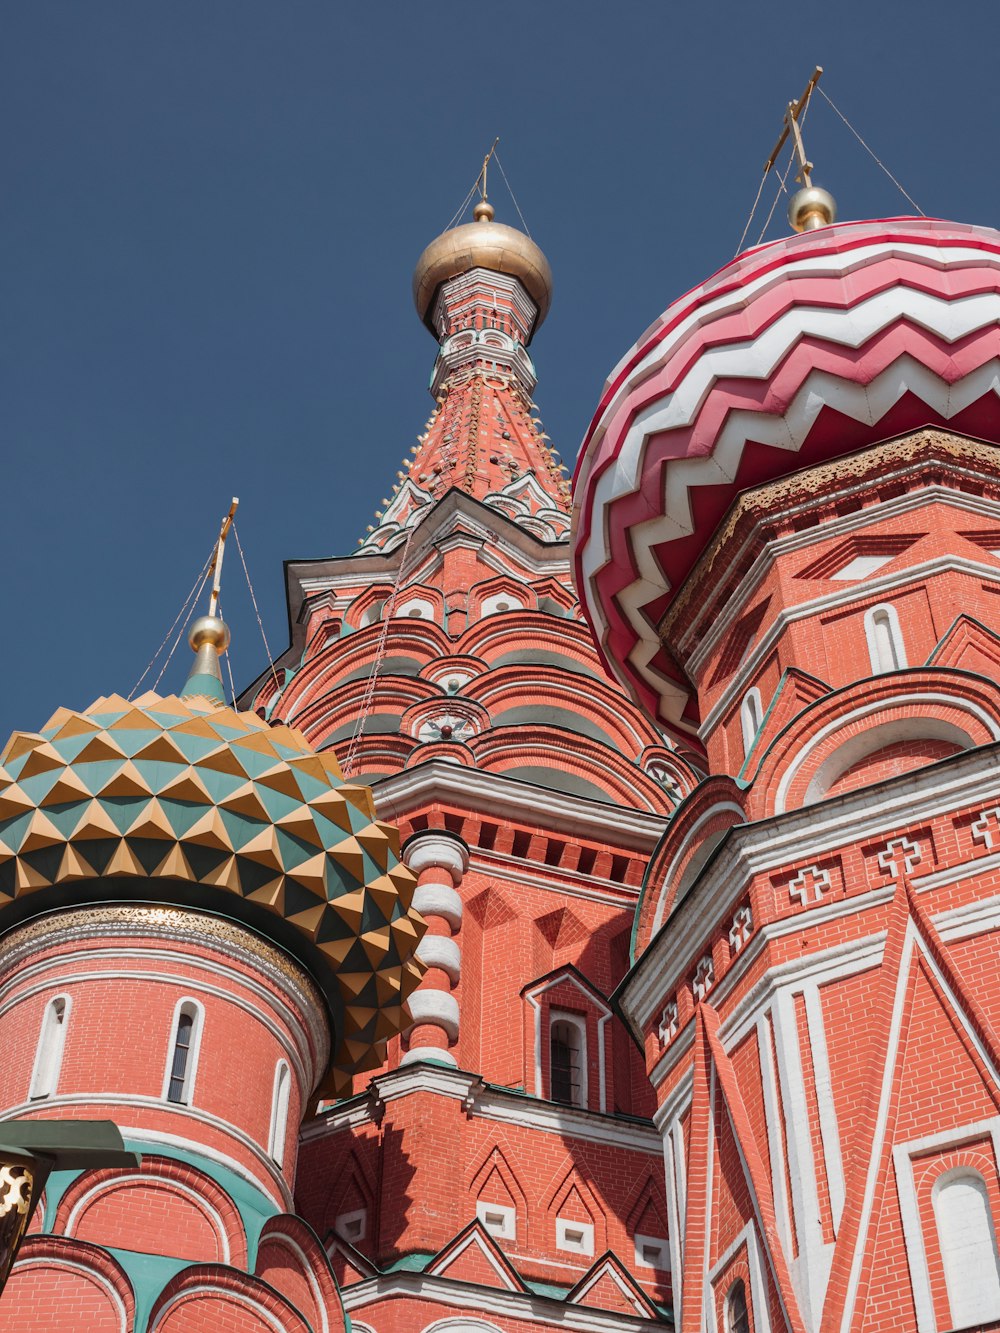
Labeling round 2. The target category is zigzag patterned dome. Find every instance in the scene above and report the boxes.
[0,688,424,1094]
[572,217,1000,733]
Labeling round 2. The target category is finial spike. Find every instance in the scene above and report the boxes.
[182,499,238,702]
[762,65,836,233]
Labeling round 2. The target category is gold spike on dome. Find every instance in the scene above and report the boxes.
[761,65,838,235]
[0,689,425,1095]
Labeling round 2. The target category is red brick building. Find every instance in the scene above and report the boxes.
[1,192,999,1333]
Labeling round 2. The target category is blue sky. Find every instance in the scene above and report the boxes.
[3,1,998,737]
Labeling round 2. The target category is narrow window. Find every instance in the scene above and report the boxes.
[29,996,69,1100]
[550,1015,585,1108]
[269,1061,292,1166]
[865,604,906,674]
[165,1000,202,1105]
[933,1170,1000,1326]
[740,688,763,757]
[725,1279,750,1333]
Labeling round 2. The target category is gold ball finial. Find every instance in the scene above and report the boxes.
[788,186,837,233]
[188,615,231,653]
[473,199,495,222]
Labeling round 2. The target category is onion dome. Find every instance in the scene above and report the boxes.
[572,217,1000,735]
[413,200,553,337]
[0,680,424,1096]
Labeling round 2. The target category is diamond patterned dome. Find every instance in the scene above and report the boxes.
[0,689,424,1094]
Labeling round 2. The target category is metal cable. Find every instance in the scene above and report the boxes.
[817,85,925,215]
[755,141,798,246]
[151,560,215,693]
[493,150,532,237]
[218,600,238,706]
[130,550,214,699]
[735,165,770,256]
[232,521,282,698]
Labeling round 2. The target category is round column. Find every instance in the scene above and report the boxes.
[401,830,469,1067]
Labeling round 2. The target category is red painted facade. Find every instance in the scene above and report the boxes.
[2,202,1000,1333]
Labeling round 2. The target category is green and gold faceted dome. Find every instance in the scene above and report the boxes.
[0,683,424,1096]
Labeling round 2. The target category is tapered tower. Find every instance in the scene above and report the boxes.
[240,196,691,1329]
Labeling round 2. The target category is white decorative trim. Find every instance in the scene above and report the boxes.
[412,884,463,929]
[405,835,469,882]
[405,989,459,1041]
[788,866,831,907]
[476,1199,516,1242]
[772,989,830,1325]
[0,1099,291,1209]
[634,1232,670,1271]
[149,1286,287,1332]
[161,996,204,1107]
[776,694,1000,814]
[877,835,923,881]
[28,993,71,1102]
[64,1172,232,1263]
[374,760,668,854]
[302,1063,661,1154]
[707,1222,772,1333]
[757,1013,793,1257]
[693,956,715,1003]
[971,807,1000,850]
[415,935,461,983]
[556,1216,594,1257]
[893,1116,1000,1333]
[9,1254,128,1331]
[803,985,845,1229]
[728,906,753,955]
[657,1001,678,1047]
[626,742,1000,1030]
[399,1047,458,1067]
[524,973,610,1113]
[267,1060,292,1168]
[864,602,908,674]
[0,953,323,1093]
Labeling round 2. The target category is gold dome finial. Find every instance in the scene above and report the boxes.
[759,66,837,238]
[788,185,837,231]
[412,142,552,336]
[182,498,238,702]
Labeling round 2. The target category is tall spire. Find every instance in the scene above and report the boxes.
[358,199,570,554]
[182,498,237,702]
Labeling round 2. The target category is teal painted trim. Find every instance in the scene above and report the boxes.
[736,670,792,786]
[381,1251,435,1273]
[105,1247,189,1330]
[41,1138,280,1264]
[181,671,227,702]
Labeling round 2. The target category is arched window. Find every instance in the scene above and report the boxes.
[549,1013,586,1108]
[740,688,763,757]
[933,1169,1000,1326]
[268,1061,292,1166]
[164,999,203,1106]
[29,995,70,1100]
[725,1278,750,1333]
[865,603,906,674]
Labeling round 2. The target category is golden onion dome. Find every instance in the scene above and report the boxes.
[412,200,553,336]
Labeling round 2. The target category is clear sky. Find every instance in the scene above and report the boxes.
[3,1,998,738]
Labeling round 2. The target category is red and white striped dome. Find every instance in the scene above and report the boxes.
[572,217,1000,734]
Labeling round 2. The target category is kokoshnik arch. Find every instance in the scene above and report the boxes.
[1,133,1000,1333]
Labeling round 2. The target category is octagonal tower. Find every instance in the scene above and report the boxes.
[573,216,1000,1333]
